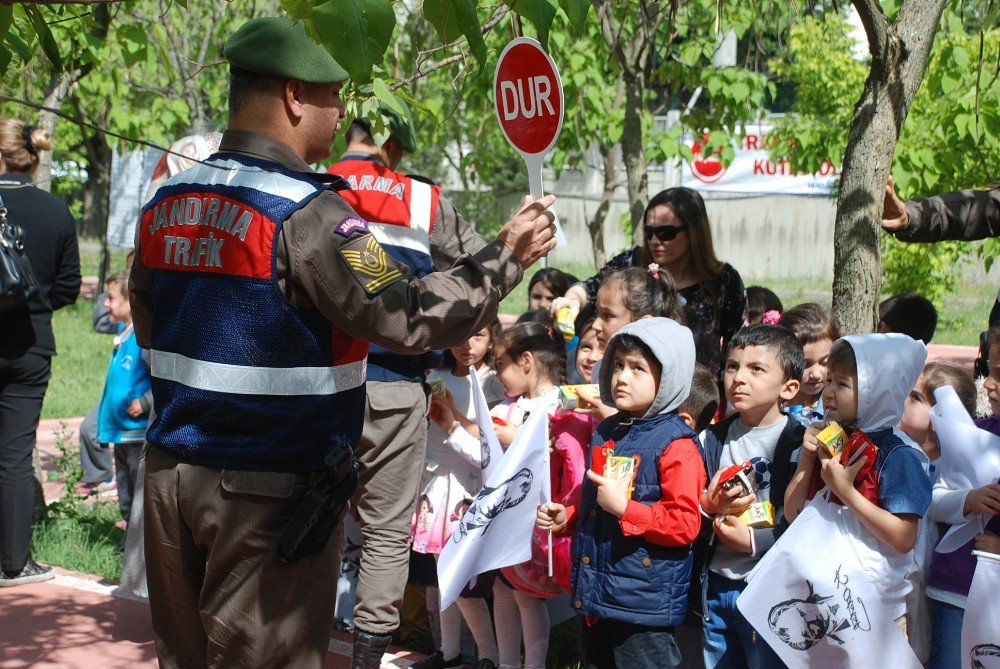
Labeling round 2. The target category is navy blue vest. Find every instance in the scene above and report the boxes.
[139,153,368,472]
[571,412,697,627]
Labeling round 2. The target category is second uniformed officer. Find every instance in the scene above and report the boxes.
[330,101,497,668]
[130,17,557,669]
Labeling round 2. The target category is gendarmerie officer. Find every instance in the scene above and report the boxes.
[129,17,557,669]
[329,101,493,666]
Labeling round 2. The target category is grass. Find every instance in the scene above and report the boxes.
[31,501,125,580]
[31,421,125,580]
[43,301,109,419]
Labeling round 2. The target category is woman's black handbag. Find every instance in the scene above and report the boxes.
[0,193,39,313]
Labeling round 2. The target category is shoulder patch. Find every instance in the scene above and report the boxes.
[335,216,369,238]
[340,234,404,295]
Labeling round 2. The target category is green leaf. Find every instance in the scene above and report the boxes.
[940,70,960,95]
[281,0,314,22]
[372,77,405,115]
[312,0,395,85]
[0,44,10,74]
[25,5,61,70]
[558,0,589,35]
[506,0,558,50]
[0,5,12,43]
[6,32,31,63]
[951,45,969,68]
[424,0,487,70]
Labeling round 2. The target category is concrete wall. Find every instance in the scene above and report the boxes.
[487,167,838,281]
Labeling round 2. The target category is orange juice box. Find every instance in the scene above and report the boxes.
[605,454,641,497]
[817,421,848,456]
[428,378,447,398]
[738,501,776,528]
[558,384,600,411]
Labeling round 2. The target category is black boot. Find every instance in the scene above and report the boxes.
[351,629,393,669]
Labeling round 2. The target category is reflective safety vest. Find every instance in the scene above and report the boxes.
[331,157,442,381]
[139,152,368,472]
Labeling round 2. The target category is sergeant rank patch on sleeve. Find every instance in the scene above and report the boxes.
[340,234,403,295]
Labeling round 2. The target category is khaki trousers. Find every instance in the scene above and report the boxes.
[352,380,429,635]
[144,445,343,669]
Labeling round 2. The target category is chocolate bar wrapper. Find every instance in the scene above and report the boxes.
[841,429,878,482]
[591,442,613,476]
[719,461,756,498]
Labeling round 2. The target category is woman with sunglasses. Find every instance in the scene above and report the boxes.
[551,187,746,376]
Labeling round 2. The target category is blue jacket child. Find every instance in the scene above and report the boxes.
[538,318,707,669]
[97,323,151,446]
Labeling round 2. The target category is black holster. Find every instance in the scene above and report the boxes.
[278,457,359,564]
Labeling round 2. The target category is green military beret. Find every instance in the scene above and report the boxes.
[380,102,417,153]
[224,17,348,84]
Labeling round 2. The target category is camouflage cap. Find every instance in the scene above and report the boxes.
[224,17,348,84]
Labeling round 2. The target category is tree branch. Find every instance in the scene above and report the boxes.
[393,6,508,90]
[0,92,213,166]
[852,0,890,67]
[6,0,127,4]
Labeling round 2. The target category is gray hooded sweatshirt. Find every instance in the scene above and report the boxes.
[598,317,695,419]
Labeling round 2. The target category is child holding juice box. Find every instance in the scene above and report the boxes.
[537,318,705,668]
[698,324,806,668]
[785,334,933,636]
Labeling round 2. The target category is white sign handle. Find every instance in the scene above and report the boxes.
[522,152,566,248]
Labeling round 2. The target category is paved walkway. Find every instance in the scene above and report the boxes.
[0,569,424,668]
[22,419,428,668]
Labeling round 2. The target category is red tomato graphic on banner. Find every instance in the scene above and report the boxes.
[690,138,727,184]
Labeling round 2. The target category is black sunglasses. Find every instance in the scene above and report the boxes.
[643,224,688,242]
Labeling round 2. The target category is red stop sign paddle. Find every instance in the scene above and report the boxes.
[494,37,565,246]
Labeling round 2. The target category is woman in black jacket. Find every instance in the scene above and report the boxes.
[552,187,746,377]
[0,118,80,586]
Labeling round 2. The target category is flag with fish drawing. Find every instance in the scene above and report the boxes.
[737,497,921,669]
[437,398,552,610]
[469,365,504,484]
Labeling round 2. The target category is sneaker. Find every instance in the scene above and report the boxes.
[476,661,498,669]
[74,479,116,498]
[410,650,463,669]
[0,558,55,587]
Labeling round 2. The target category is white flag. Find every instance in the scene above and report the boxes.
[437,404,550,610]
[962,551,1000,669]
[930,386,1000,553]
[737,498,921,669]
[470,364,503,484]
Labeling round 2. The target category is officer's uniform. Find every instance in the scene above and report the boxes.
[331,128,486,636]
[130,18,525,669]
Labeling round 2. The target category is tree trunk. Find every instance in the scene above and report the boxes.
[588,143,617,269]
[833,0,948,333]
[33,72,73,193]
[81,132,112,243]
[621,74,647,249]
